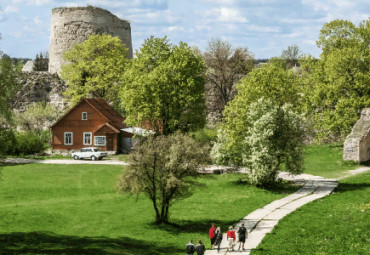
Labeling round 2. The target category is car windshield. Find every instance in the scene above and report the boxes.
[92,148,98,152]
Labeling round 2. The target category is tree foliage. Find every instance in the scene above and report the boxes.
[203,38,254,110]
[212,98,304,185]
[281,44,300,68]
[15,101,60,133]
[33,51,49,71]
[0,53,21,121]
[227,63,301,114]
[61,34,128,105]
[300,19,370,142]
[117,132,210,223]
[119,36,206,135]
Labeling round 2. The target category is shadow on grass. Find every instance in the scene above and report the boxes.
[150,219,236,236]
[0,231,182,254]
[336,182,370,193]
[232,178,300,195]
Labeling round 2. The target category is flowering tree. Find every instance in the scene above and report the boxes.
[212,98,304,185]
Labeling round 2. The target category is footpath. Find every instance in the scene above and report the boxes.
[205,167,370,255]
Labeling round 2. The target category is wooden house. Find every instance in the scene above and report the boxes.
[51,98,132,153]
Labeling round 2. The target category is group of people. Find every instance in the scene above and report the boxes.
[185,223,248,254]
[185,239,205,255]
[209,223,248,252]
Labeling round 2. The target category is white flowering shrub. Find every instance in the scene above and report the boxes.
[212,98,304,185]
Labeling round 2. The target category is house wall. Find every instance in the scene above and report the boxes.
[52,101,112,151]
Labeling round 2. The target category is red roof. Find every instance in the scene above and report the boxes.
[51,98,125,130]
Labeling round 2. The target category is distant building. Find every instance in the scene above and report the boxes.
[343,108,370,163]
[51,98,133,153]
[21,60,34,72]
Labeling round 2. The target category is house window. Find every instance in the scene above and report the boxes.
[64,132,73,145]
[83,132,92,145]
[82,112,88,120]
[94,136,106,146]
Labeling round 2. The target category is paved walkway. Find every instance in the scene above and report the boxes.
[205,168,370,255]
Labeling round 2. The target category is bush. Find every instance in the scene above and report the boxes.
[190,127,218,145]
[0,128,17,155]
[13,130,50,155]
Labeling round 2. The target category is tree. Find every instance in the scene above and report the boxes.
[119,36,206,135]
[15,101,60,133]
[227,63,301,114]
[117,132,210,223]
[212,98,304,185]
[0,53,21,122]
[33,51,49,71]
[203,38,254,111]
[300,19,370,142]
[61,34,128,105]
[281,44,300,68]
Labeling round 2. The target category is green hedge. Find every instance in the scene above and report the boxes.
[0,129,50,155]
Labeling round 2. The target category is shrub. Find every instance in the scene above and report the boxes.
[13,130,50,155]
[190,127,218,145]
[0,128,17,155]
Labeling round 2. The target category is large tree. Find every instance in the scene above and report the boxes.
[300,19,370,142]
[212,98,304,185]
[117,132,209,223]
[61,34,128,105]
[119,36,206,135]
[203,38,254,111]
[0,53,21,122]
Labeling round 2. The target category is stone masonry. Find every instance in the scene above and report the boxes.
[343,108,370,163]
[12,72,68,113]
[49,6,133,74]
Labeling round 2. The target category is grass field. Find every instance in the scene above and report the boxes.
[252,171,370,255]
[0,163,297,254]
[302,144,359,178]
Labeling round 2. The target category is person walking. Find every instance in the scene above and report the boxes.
[237,223,248,251]
[214,227,223,253]
[227,226,236,251]
[195,239,205,255]
[186,240,195,255]
[208,224,216,248]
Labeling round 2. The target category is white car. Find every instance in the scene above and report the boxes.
[71,147,108,160]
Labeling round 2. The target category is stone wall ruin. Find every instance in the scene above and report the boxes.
[343,108,370,163]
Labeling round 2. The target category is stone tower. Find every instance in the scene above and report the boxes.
[49,6,133,74]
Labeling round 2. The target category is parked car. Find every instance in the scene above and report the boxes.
[71,147,108,160]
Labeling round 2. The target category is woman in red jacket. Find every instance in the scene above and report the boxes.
[208,224,216,248]
[227,226,236,251]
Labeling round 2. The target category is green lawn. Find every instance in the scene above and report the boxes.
[252,171,370,255]
[0,163,296,254]
[303,144,359,178]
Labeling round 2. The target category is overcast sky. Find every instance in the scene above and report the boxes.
[0,0,368,59]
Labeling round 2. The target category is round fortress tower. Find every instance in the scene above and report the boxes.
[49,6,133,74]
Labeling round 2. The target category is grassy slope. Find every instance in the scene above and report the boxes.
[252,171,370,255]
[303,144,359,178]
[0,164,295,254]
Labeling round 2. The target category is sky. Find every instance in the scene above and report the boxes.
[0,0,368,59]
